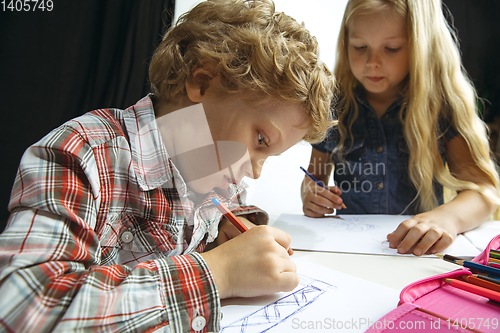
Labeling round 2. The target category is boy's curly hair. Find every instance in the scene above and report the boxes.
[149,0,335,143]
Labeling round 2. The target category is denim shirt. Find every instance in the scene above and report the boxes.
[313,92,457,215]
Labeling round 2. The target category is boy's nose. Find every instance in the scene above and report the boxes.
[248,158,263,180]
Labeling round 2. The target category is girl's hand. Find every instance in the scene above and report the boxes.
[302,180,345,217]
[200,225,299,299]
[387,212,458,256]
[216,216,256,245]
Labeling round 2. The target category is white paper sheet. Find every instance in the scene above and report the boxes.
[220,258,400,333]
[272,214,481,257]
[462,220,500,252]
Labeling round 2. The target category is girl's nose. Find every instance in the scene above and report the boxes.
[366,50,381,68]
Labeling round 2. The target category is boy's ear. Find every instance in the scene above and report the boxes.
[185,66,214,103]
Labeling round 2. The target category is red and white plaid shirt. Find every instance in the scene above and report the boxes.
[0,95,267,332]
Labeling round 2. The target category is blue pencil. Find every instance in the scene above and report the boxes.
[300,166,347,209]
[456,260,500,277]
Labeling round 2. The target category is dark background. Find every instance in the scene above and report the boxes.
[0,0,499,232]
[0,0,175,231]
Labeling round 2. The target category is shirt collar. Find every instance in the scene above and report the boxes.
[122,94,172,191]
[354,86,404,116]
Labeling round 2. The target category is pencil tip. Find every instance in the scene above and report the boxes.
[434,253,444,259]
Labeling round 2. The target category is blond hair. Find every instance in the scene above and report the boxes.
[334,0,500,214]
[149,0,335,143]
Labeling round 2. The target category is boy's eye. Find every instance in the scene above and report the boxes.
[258,133,269,147]
[353,45,366,51]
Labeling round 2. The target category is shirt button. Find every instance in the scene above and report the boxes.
[376,182,384,190]
[191,316,206,331]
[376,146,384,153]
[120,230,134,243]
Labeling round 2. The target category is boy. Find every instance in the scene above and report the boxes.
[0,0,334,331]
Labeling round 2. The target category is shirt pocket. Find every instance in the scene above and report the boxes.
[334,137,368,190]
[99,213,177,253]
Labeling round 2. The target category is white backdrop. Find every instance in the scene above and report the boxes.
[174,0,347,217]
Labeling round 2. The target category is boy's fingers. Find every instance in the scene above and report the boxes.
[278,271,300,292]
[270,227,293,252]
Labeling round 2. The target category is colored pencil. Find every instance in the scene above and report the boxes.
[490,262,500,269]
[490,249,500,254]
[300,166,347,209]
[443,278,500,303]
[462,275,500,293]
[488,257,500,264]
[476,274,500,285]
[454,260,500,277]
[211,198,248,233]
[489,251,500,260]
[433,253,465,263]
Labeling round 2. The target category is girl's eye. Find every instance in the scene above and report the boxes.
[258,133,269,147]
[386,47,401,52]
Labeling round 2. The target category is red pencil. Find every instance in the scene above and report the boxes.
[490,262,500,269]
[444,278,500,303]
[212,198,248,233]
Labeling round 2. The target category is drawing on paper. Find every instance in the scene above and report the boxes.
[330,216,379,232]
[380,240,395,254]
[220,275,336,333]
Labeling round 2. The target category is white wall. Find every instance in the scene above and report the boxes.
[174,0,347,217]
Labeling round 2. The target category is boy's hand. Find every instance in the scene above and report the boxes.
[302,181,344,217]
[216,216,256,245]
[387,211,457,256]
[200,225,299,299]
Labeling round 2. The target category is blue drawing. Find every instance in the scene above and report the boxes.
[330,217,379,232]
[221,276,336,332]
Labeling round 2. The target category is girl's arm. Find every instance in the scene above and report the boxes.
[301,148,345,217]
[388,135,498,256]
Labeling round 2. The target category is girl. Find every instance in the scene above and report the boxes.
[301,0,500,256]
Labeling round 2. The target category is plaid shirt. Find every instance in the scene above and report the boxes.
[0,96,267,333]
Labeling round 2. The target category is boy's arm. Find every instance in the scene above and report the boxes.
[0,125,220,332]
[0,208,220,332]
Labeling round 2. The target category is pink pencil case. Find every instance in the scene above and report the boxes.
[366,234,500,333]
